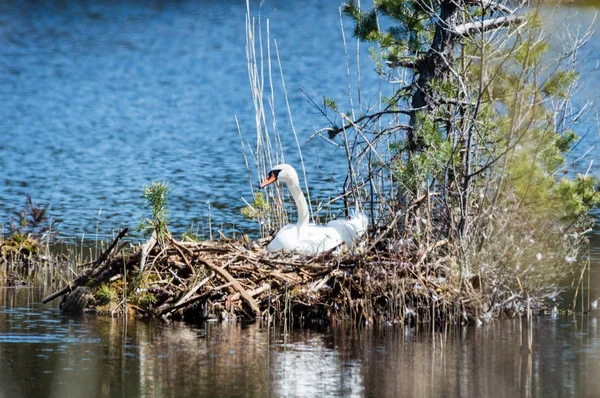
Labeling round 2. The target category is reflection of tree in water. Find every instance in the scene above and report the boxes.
[2,290,600,396]
[97,321,272,397]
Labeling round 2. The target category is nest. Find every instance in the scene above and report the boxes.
[42,227,485,326]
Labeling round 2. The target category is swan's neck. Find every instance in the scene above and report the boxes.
[286,178,309,229]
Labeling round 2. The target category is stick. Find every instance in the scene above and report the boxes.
[171,239,195,275]
[174,275,213,307]
[199,256,261,317]
[140,231,157,272]
[42,228,129,304]
[226,283,271,302]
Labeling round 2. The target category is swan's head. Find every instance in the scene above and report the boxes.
[259,164,298,188]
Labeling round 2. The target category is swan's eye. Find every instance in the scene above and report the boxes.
[259,169,281,189]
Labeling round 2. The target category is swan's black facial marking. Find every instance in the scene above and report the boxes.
[259,169,282,189]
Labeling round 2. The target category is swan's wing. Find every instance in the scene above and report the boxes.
[326,210,368,247]
[297,225,344,254]
[267,224,349,255]
[267,224,299,251]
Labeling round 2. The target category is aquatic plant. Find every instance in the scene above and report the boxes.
[0,196,73,289]
[1,232,41,259]
[94,283,118,306]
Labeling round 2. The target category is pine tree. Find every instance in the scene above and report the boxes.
[329,0,600,307]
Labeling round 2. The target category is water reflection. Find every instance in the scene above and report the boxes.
[1,288,600,397]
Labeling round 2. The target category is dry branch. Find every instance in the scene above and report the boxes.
[198,255,261,317]
[42,228,129,304]
[454,15,526,37]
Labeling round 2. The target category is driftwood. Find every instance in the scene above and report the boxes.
[198,255,261,317]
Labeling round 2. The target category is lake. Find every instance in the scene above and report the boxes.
[1,288,600,397]
[0,1,598,239]
[1,1,600,397]
[0,0,384,241]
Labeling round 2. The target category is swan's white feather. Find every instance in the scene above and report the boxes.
[267,224,344,254]
[326,208,368,247]
[262,164,369,255]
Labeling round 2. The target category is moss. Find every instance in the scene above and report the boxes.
[1,233,41,258]
[130,291,157,308]
[94,284,118,306]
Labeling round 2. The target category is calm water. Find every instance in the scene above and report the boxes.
[2,2,600,397]
[0,288,600,398]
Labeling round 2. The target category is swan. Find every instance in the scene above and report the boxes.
[259,163,368,254]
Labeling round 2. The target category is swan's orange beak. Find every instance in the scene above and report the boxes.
[259,172,277,189]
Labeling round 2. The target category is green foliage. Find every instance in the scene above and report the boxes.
[94,284,117,306]
[429,78,457,99]
[138,181,171,242]
[556,130,578,153]
[344,0,379,41]
[129,290,157,308]
[1,233,41,258]
[344,0,438,63]
[125,272,159,309]
[241,192,271,219]
[181,227,202,242]
[542,70,579,99]
[557,174,600,222]
[323,97,338,112]
[396,152,431,195]
[514,40,549,68]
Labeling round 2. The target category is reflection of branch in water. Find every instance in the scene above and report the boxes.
[49,342,101,398]
[0,348,23,397]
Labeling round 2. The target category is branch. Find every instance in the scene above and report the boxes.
[199,256,261,317]
[42,228,129,304]
[464,0,515,14]
[386,59,418,69]
[438,97,478,107]
[322,109,412,140]
[454,15,526,37]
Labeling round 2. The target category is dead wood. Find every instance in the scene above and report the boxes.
[42,227,500,326]
[198,255,261,317]
[42,228,129,304]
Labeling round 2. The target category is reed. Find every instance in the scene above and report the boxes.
[0,195,82,291]
[240,0,343,239]
[241,3,287,238]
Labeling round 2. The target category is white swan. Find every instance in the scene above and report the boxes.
[259,164,368,254]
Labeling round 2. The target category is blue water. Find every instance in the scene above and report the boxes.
[0,1,599,242]
[0,0,381,241]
